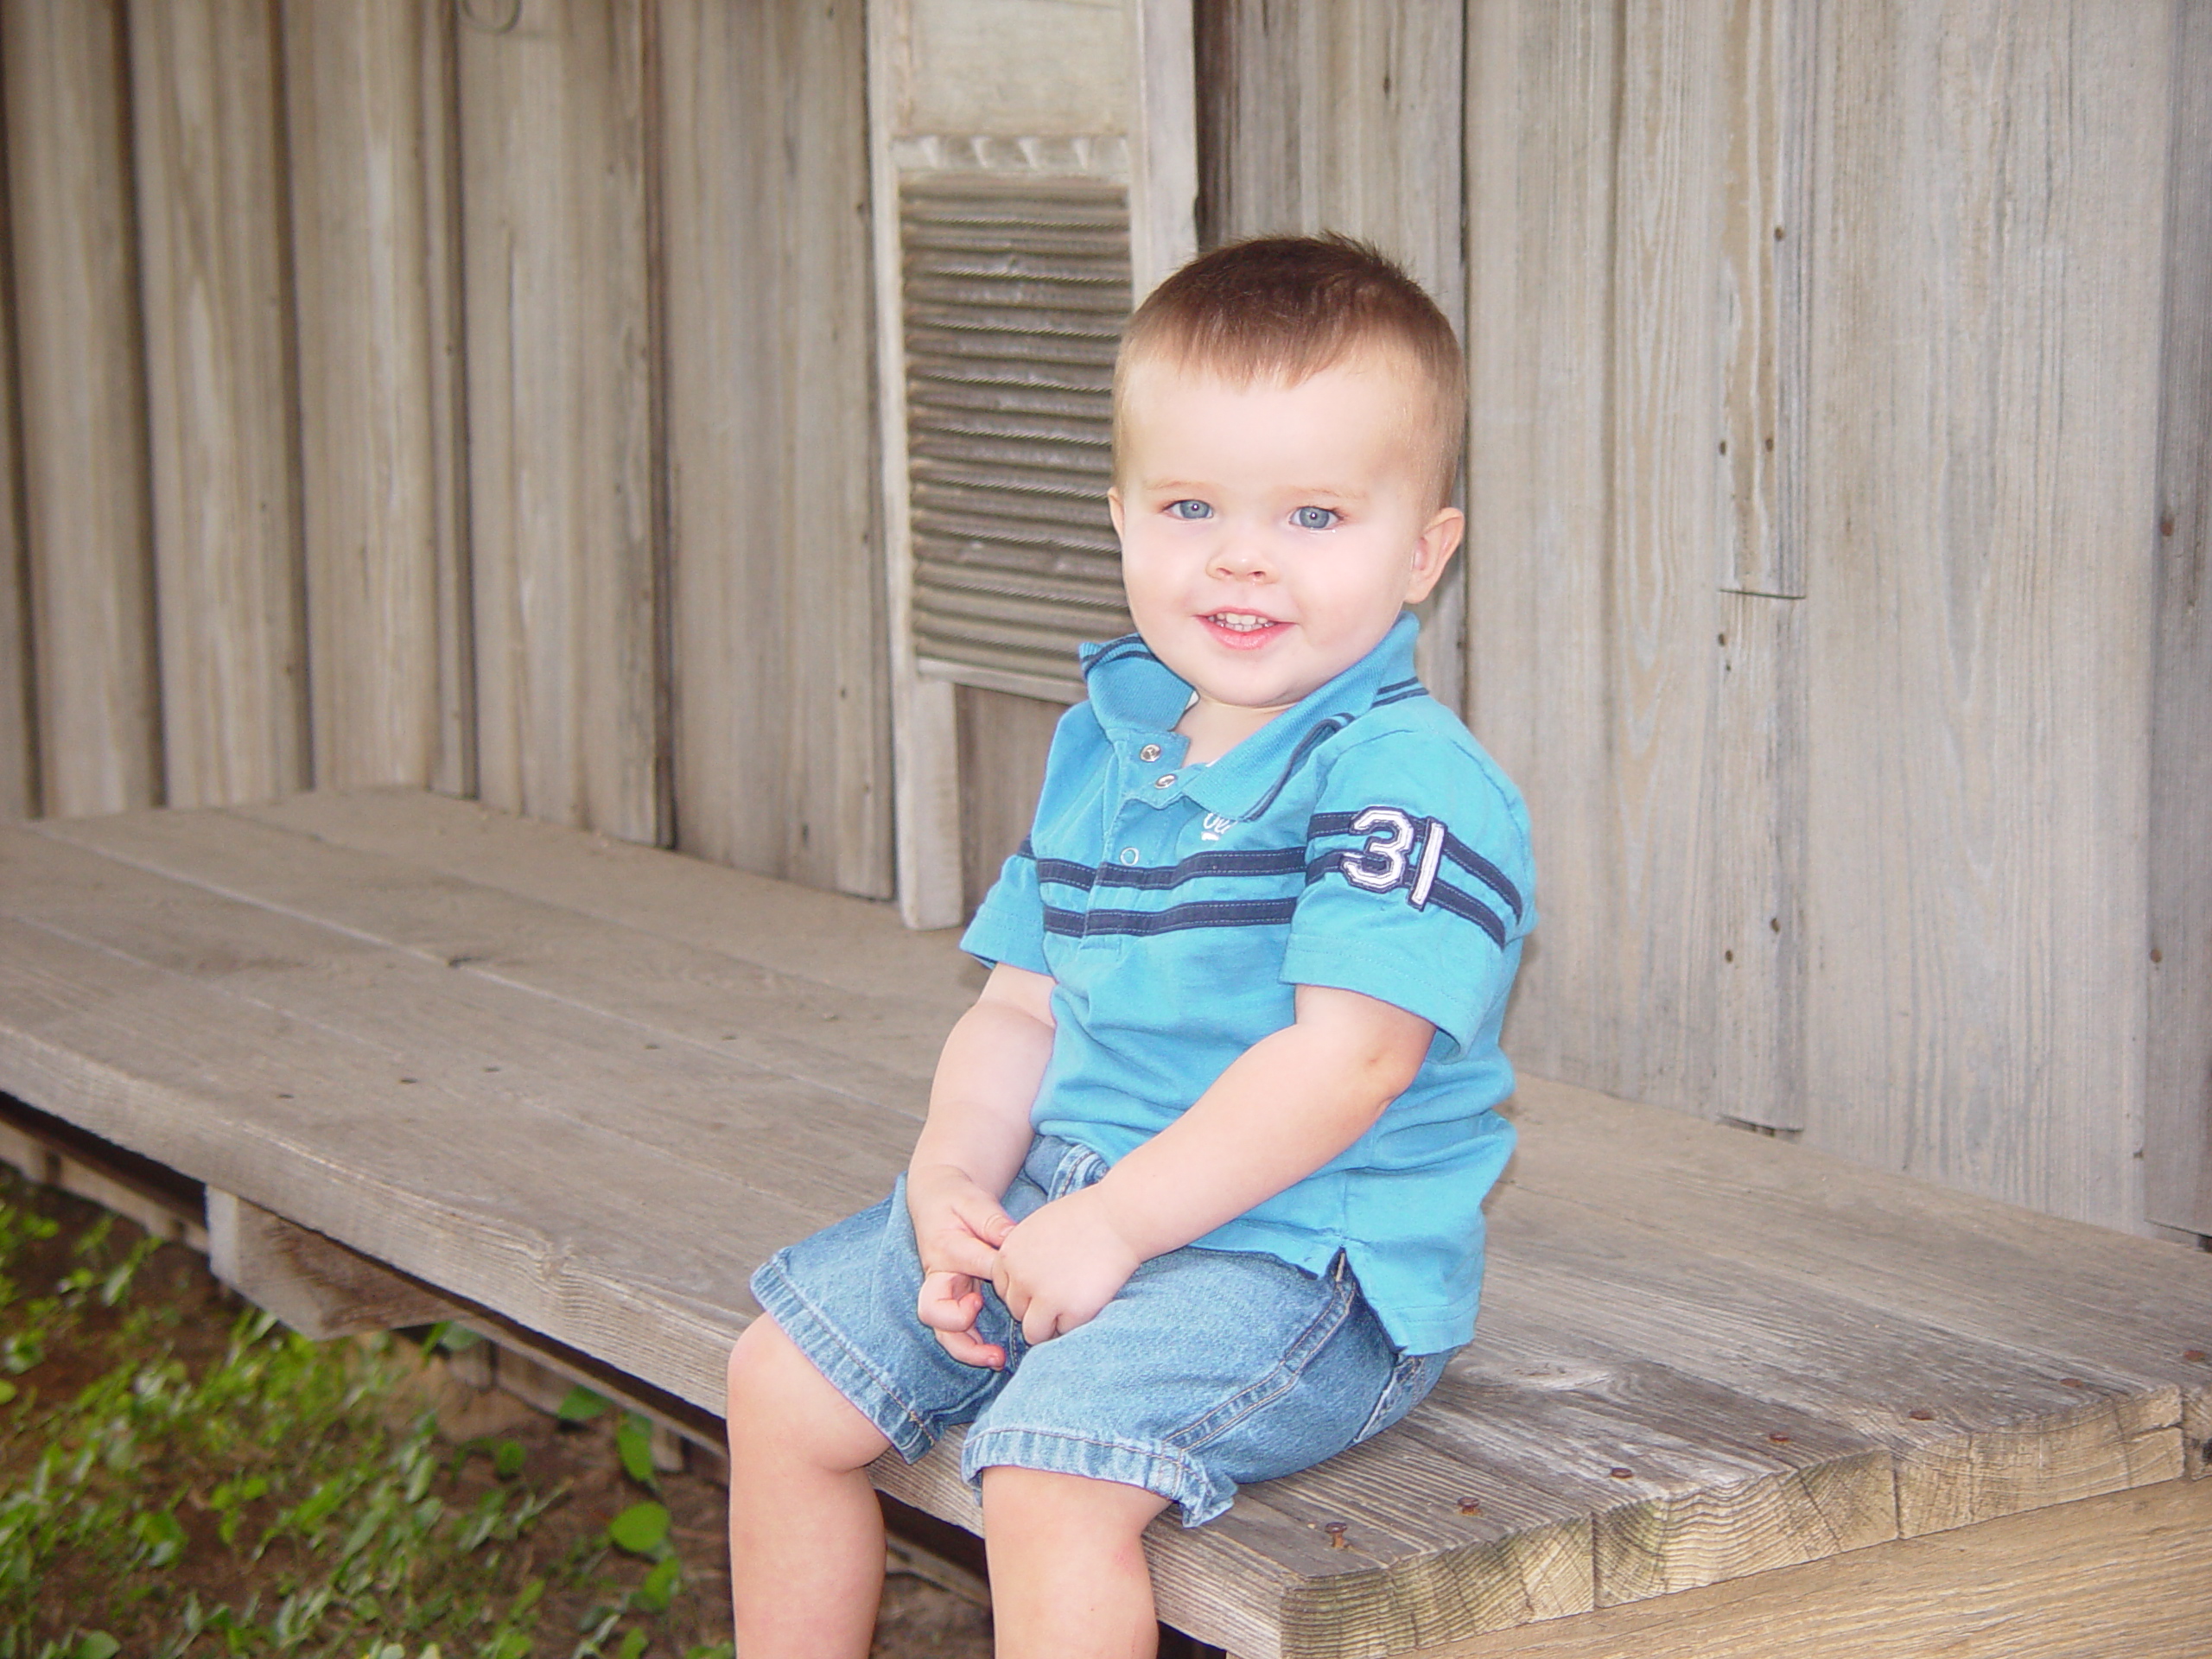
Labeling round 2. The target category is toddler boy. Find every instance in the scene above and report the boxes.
[726,234,1534,1659]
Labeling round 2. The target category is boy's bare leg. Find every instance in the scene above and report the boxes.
[982,1466,1172,1659]
[726,1317,895,1658]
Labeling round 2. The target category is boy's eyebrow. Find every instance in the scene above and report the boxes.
[1135,474,1373,502]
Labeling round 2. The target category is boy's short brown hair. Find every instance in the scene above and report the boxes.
[1115,233,1467,506]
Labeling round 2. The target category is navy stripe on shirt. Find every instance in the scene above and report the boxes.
[1044,898,1300,938]
[1037,847,1308,892]
[1303,845,1510,945]
[1421,880,1509,946]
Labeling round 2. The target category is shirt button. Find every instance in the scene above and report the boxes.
[1119,847,1140,865]
[1139,743,1163,762]
[1153,773,1177,789]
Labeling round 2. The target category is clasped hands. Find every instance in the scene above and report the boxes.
[907,1164,1141,1369]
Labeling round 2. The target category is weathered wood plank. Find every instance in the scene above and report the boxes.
[0,140,29,823]
[1461,0,1618,1092]
[1415,1476,2212,1659]
[1129,0,1198,295]
[2146,0,2212,1238]
[208,1187,462,1338]
[1467,0,1745,1114]
[1800,0,2172,1230]
[230,787,982,1010]
[1504,1077,2212,1482]
[957,684,1063,914]
[867,0,963,929]
[0,0,160,819]
[457,0,660,844]
[1484,1187,2182,1543]
[0,909,783,1413]
[1700,0,1811,1131]
[657,0,890,899]
[1715,0,1810,601]
[0,829,918,1224]
[41,804,948,1110]
[127,0,308,810]
[283,0,469,796]
[1701,591,1803,1129]
[1600,0,1730,1117]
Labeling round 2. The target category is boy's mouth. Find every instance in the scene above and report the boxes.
[1202,611,1287,645]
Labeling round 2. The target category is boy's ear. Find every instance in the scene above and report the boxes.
[1402,505,1465,605]
[1107,486,1125,539]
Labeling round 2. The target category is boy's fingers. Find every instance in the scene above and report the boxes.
[956,1196,1017,1247]
[931,1326,1006,1370]
[914,1271,976,1332]
[922,1230,1000,1281]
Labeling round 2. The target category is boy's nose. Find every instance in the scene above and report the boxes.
[1206,527,1274,580]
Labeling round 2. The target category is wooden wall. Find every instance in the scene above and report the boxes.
[0,0,890,900]
[1464,0,2211,1239]
[0,0,2200,1241]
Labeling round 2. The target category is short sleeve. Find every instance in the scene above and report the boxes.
[1279,728,1535,1053]
[958,842,1050,974]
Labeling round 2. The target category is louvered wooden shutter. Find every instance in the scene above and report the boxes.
[900,175,1135,701]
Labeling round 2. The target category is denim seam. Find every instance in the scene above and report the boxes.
[1352,1354,1420,1444]
[751,1255,946,1462]
[960,1424,1221,1522]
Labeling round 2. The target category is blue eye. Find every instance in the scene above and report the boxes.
[1167,499,1214,521]
[1292,505,1339,531]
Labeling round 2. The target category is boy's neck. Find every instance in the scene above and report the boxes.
[1174,697,1291,767]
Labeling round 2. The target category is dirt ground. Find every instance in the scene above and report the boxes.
[2,1174,994,1658]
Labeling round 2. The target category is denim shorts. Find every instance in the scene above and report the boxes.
[748,1135,1452,1527]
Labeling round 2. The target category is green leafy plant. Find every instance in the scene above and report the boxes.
[0,1172,728,1659]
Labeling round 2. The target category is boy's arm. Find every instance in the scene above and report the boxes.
[990,983,1430,1343]
[906,961,1057,1365]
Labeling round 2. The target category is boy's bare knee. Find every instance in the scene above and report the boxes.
[725,1316,891,1473]
[981,1465,1170,1543]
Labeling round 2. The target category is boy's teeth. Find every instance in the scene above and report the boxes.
[1211,613,1274,632]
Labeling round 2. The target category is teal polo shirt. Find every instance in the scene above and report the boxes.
[960,613,1535,1354]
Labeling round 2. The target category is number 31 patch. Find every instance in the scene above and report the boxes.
[1341,807,1449,909]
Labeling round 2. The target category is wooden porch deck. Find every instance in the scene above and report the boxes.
[0,789,2206,1658]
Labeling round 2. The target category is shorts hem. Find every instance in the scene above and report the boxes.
[748,1253,943,1465]
[961,1424,1235,1528]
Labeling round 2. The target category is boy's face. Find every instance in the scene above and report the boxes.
[1109,347,1462,752]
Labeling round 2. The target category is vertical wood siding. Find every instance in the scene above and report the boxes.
[659,0,890,897]
[1466,0,2201,1234]
[4,0,160,818]
[129,0,308,810]
[285,0,470,796]
[1802,0,2172,1230]
[2146,0,2212,1236]
[0,138,24,824]
[457,0,661,844]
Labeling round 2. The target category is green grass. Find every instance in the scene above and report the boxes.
[0,1173,734,1659]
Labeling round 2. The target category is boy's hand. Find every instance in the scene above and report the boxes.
[990,1186,1142,1344]
[917,1268,1007,1369]
[906,1163,1017,1368]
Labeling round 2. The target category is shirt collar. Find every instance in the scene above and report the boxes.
[1077,613,1424,820]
